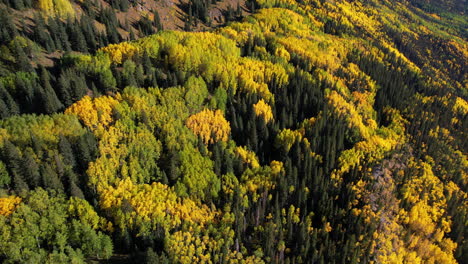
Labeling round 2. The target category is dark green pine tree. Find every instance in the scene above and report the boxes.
[14,43,33,72]
[184,15,192,32]
[0,99,10,118]
[135,64,145,87]
[1,141,29,192]
[58,71,73,106]
[68,18,88,52]
[236,1,242,19]
[58,135,76,169]
[0,81,19,116]
[66,169,85,199]
[148,69,159,88]
[129,28,136,41]
[75,131,98,173]
[57,19,72,51]
[12,171,29,193]
[142,51,152,75]
[212,143,222,176]
[70,71,88,102]
[0,9,18,43]
[40,163,64,192]
[80,15,97,51]
[0,160,10,188]
[32,13,51,50]
[15,76,36,113]
[11,0,24,10]
[145,248,169,264]
[153,10,163,31]
[21,150,41,188]
[39,66,63,113]
[225,5,234,22]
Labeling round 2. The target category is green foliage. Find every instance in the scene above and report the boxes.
[0,189,112,263]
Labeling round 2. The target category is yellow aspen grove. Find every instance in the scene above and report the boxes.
[99,43,141,64]
[236,146,260,168]
[99,178,216,231]
[253,99,274,123]
[186,109,231,144]
[37,0,75,17]
[0,196,21,216]
[65,95,120,133]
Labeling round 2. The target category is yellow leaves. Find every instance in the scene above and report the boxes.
[37,0,53,15]
[337,134,398,177]
[0,196,21,216]
[87,126,125,189]
[100,178,215,231]
[253,99,273,123]
[401,161,447,220]
[274,46,290,61]
[166,229,213,264]
[235,57,288,101]
[99,43,141,65]
[37,0,75,18]
[235,146,260,169]
[186,109,230,145]
[240,161,282,202]
[221,173,239,198]
[275,129,302,152]
[65,95,119,134]
[278,35,346,72]
[372,158,459,264]
[218,22,258,45]
[288,205,300,224]
[270,160,284,175]
[408,202,436,236]
[453,96,468,115]
[166,227,264,264]
[327,90,370,139]
[253,8,311,37]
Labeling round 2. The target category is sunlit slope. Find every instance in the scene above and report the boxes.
[0,0,466,263]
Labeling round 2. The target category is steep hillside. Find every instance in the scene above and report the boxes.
[0,0,466,263]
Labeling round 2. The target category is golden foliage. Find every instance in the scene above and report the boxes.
[99,178,216,231]
[65,95,120,134]
[236,146,260,169]
[253,99,274,123]
[278,36,347,72]
[166,227,264,264]
[453,97,468,115]
[165,229,214,264]
[327,90,371,139]
[37,0,75,18]
[0,196,21,216]
[186,109,231,144]
[99,43,141,65]
[275,129,302,152]
[371,159,459,264]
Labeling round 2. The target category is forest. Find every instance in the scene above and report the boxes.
[0,0,466,263]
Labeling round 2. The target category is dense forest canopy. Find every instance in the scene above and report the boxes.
[0,0,466,263]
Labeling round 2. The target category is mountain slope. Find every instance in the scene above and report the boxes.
[0,0,466,263]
